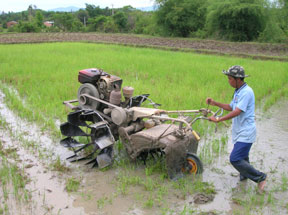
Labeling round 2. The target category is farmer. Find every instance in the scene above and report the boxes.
[206,65,267,192]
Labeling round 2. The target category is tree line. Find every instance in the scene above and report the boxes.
[1,0,287,43]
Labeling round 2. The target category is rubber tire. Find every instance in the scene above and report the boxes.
[77,83,100,110]
[184,153,203,174]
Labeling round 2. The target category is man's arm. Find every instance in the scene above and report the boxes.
[206,98,232,111]
[209,107,242,122]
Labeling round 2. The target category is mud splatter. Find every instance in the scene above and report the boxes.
[193,193,215,204]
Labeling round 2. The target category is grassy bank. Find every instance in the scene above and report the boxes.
[0,42,287,136]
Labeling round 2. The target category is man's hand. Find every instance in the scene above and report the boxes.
[206,97,215,106]
[208,116,219,123]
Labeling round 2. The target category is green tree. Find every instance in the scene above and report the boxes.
[77,9,89,26]
[206,0,266,41]
[103,17,119,33]
[35,11,44,28]
[88,15,107,31]
[155,0,207,37]
[257,0,287,42]
[132,11,157,35]
[53,12,83,32]
[279,0,288,33]
[113,12,128,31]
[17,21,39,32]
[85,4,110,18]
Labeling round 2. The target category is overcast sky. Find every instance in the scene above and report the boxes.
[1,0,155,13]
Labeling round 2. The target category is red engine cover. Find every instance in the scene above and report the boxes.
[78,68,106,84]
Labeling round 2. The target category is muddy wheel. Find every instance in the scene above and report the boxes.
[182,153,203,174]
[77,83,100,110]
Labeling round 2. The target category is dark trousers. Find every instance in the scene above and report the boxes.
[230,142,266,183]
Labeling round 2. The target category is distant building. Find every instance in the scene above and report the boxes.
[44,21,54,27]
[7,21,18,28]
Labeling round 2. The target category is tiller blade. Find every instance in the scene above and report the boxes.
[60,122,88,137]
[60,109,115,169]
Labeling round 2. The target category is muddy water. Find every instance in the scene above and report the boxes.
[0,91,86,215]
[0,86,287,214]
[195,100,288,214]
[71,100,288,215]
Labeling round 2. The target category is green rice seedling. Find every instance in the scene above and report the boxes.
[50,156,70,172]
[97,196,112,209]
[267,192,275,205]
[143,196,154,208]
[179,205,195,215]
[115,140,124,153]
[65,176,80,192]
[116,175,129,195]
[232,210,242,215]
[159,207,170,215]
[220,134,228,152]
[212,139,220,155]
[135,192,144,201]
[281,173,288,191]
[145,166,153,177]
[114,155,131,168]
[115,171,142,195]
[97,197,105,209]
[155,185,168,204]
[199,140,213,164]
[232,197,246,206]
[193,180,216,195]
[144,156,167,176]
[142,177,157,191]
[0,43,287,139]
[0,156,29,203]
[80,192,93,201]
[11,166,26,198]
[269,166,277,174]
[171,175,215,200]
[0,159,10,200]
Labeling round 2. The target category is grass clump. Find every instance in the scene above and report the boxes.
[50,156,70,172]
[65,176,80,192]
[0,155,30,213]
[97,196,112,209]
[281,173,288,191]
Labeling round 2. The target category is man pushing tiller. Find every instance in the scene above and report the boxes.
[206,65,267,192]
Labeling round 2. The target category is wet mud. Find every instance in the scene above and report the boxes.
[0,87,288,214]
[0,91,85,215]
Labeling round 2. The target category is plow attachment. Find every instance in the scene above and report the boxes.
[60,109,114,168]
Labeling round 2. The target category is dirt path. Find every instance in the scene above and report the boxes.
[0,83,287,214]
[0,33,287,61]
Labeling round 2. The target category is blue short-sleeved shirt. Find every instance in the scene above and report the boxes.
[229,83,256,144]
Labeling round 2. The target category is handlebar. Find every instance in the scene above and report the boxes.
[151,108,224,128]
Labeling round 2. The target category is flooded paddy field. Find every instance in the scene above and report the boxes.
[0,32,287,215]
[0,88,287,215]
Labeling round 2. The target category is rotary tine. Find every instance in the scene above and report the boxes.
[69,145,99,163]
[65,143,93,160]
[60,137,86,148]
[85,158,97,166]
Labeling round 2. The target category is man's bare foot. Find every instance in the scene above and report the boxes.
[258,178,267,193]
